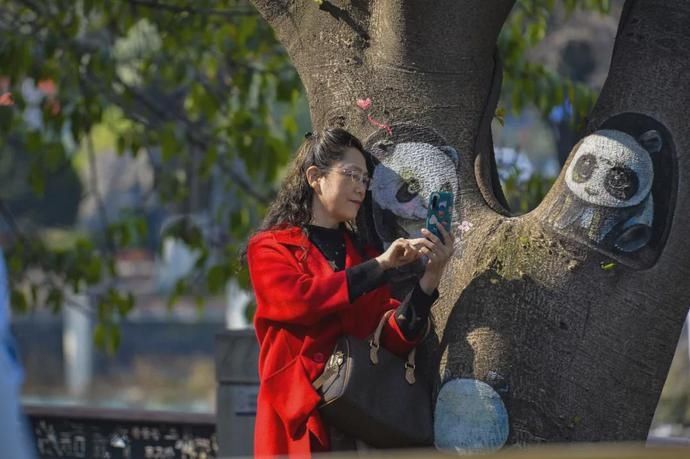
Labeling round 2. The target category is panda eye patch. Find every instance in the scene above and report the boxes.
[604,166,639,200]
[572,154,597,183]
[396,178,420,203]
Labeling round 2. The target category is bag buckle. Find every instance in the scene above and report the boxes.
[404,361,416,385]
[369,338,380,364]
[328,351,344,370]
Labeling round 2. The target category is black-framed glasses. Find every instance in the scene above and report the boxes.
[326,167,371,189]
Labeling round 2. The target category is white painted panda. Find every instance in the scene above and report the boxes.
[548,129,661,252]
[368,137,459,244]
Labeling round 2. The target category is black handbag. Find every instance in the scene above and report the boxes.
[312,310,433,448]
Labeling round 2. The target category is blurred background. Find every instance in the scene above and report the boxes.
[1,0,687,442]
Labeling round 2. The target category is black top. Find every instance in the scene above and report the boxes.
[306,224,438,340]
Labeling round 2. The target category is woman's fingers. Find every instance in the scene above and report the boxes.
[390,239,422,266]
[436,223,454,247]
[391,232,456,269]
[421,228,441,245]
[409,237,434,252]
[420,246,438,258]
[401,244,418,261]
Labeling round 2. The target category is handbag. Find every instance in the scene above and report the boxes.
[312,310,433,448]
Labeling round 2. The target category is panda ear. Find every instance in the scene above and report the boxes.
[369,140,395,160]
[638,130,662,154]
[439,146,459,166]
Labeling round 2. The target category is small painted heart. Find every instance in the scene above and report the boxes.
[356,98,372,110]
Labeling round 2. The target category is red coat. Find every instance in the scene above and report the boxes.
[247,226,419,457]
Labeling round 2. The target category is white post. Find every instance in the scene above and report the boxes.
[62,294,92,398]
[225,278,250,330]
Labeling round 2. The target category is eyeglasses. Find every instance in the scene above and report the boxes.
[326,167,371,189]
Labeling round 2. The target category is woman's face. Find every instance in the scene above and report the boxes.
[311,147,369,226]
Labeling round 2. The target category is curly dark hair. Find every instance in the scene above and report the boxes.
[258,128,367,232]
[239,128,377,262]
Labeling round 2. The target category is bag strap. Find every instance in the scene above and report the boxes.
[404,319,432,384]
[314,311,432,390]
[368,310,393,365]
[370,310,432,385]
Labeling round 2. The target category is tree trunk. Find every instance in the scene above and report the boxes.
[250,0,690,446]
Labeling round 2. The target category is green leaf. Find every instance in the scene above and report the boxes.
[28,163,46,195]
[46,288,64,314]
[84,256,102,284]
[116,136,127,155]
[168,278,188,310]
[207,264,227,294]
[282,115,298,136]
[494,107,506,126]
[94,323,107,349]
[160,126,180,161]
[10,288,28,313]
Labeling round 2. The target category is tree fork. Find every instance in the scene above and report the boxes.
[250,0,690,446]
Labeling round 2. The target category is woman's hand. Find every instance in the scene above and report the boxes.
[375,238,422,270]
[416,224,456,294]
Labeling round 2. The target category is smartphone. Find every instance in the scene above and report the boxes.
[426,191,453,243]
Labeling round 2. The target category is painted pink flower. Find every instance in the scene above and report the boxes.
[459,220,473,233]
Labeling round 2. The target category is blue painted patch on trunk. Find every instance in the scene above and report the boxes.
[434,378,509,453]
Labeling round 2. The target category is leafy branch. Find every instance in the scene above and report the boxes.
[0,0,301,351]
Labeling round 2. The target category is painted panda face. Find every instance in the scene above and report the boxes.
[565,130,653,207]
[371,141,459,222]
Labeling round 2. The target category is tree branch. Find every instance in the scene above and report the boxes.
[0,199,25,243]
[109,75,275,204]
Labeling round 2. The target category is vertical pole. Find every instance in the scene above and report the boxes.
[62,294,92,398]
[225,278,250,330]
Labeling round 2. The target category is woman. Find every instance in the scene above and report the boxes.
[246,128,454,457]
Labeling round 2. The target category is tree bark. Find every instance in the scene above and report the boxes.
[250,0,690,444]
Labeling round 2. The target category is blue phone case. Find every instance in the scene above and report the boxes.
[426,191,453,242]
